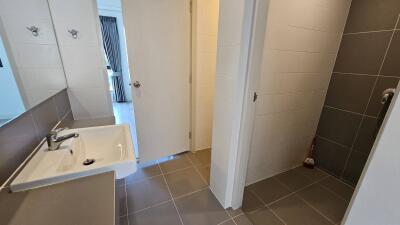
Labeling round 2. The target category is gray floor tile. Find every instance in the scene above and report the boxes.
[226,207,243,217]
[186,152,202,165]
[234,214,254,225]
[129,202,182,225]
[175,189,229,225]
[319,177,354,202]
[275,169,314,191]
[195,149,212,165]
[242,188,264,213]
[126,176,171,213]
[248,177,291,204]
[298,184,348,223]
[270,195,332,225]
[196,164,211,185]
[246,208,284,225]
[159,153,192,173]
[186,149,211,165]
[125,161,162,183]
[116,185,127,216]
[164,167,207,197]
[294,166,329,182]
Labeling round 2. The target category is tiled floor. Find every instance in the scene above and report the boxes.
[243,167,355,225]
[117,149,354,225]
[117,149,246,225]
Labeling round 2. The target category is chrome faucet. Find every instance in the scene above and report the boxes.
[46,128,79,151]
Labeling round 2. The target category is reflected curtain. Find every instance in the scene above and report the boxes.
[99,16,126,102]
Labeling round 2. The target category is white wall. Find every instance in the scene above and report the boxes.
[98,0,132,102]
[192,0,219,151]
[0,34,25,119]
[48,0,114,120]
[0,0,67,109]
[343,83,400,225]
[245,0,352,184]
[210,0,254,207]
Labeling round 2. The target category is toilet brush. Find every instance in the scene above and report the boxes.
[303,137,316,169]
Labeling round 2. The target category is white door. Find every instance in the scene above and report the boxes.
[122,0,191,162]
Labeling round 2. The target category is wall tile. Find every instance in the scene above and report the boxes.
[315,137,349,177]
[315,0,400,185]
[0,113,38,185]
[325,73,376,113]
[381,31,400,77]
[317,107,362,147]
[54,89,71,119]
[342,151,368,185]
[365,76,400,117]
[333,31,392,74]
[31,97,59,139]
[0,89,72,186]
[353,117,378,155]
[344,0,400,33]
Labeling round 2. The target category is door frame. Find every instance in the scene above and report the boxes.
[210,0,271,208]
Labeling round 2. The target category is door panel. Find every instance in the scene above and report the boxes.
[122,0,190,162]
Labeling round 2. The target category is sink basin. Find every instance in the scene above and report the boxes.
[10,124,137,192]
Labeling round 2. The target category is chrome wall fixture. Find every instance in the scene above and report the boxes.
[26,26,39,36]
[68,29,78,39]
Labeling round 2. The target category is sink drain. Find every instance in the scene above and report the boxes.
[83,159,95,166]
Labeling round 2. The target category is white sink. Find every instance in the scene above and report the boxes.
[10,124,137,192]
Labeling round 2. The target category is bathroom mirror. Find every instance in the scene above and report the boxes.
[0,0,68,127]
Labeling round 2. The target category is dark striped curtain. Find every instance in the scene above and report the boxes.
[99,16,126,102]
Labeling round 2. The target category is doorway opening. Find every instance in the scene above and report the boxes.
[97,1,139,158]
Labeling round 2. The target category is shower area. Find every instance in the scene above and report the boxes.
[241,0,400,224]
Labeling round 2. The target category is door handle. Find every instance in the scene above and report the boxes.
[132,81,141,88]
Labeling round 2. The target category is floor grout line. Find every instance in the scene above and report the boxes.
[296,194,337,225]
[318,182,351,203]
[173,187,210,200]
[248,189,287,225]
[125,173,164,185]
[157,163,185,225]
[269,175,333,206]
[131,199,173,215]
[184,153,210,186]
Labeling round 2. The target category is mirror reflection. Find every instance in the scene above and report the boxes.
[0,34,25,126]
[0,0,67,126]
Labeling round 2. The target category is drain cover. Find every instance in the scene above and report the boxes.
[83,159,95,166]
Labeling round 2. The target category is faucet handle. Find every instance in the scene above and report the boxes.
[50,127,68,137]
[53,127,68,133]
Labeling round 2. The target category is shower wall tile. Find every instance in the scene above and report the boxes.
[344,0,400,33]
[315,0,400,186]
[314,137,349,177]
[333,31,392,74]
[317,107,362,147]
[365,76,400,117]
[381,31,400,77]
[0,89,72,186]
[353,117,378,155]
[342,151,369,185]
[325,73,376,113]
